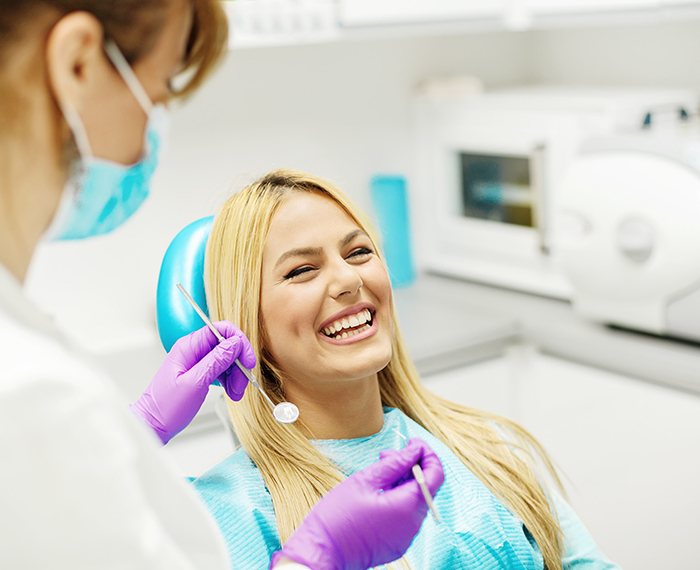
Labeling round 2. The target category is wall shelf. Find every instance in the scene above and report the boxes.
[222,0,700,49]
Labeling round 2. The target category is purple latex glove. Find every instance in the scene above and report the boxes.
[270,438,445,570]
[131,322,256,444]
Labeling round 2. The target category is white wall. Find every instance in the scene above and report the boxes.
[529,20,700,89]
[26,31,531,351]
[25,18,700,353]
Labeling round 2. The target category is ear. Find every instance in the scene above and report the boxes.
[45,11,105,112]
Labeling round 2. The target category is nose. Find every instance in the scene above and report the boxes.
[329,258,363,299]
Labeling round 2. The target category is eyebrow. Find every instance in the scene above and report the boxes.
[274,246,323,269]
[274,229,368,269]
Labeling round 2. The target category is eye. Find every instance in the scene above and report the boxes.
[348,247,374,259]
[283,266,316,280]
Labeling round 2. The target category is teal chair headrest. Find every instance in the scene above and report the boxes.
[156,216,214,352]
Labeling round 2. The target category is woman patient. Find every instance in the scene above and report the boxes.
[193,169,617,569]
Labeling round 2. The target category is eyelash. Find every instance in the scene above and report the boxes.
[283,247,374,280]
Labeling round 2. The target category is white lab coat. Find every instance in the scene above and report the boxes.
[0,264,230,569]
[0,265,306,570]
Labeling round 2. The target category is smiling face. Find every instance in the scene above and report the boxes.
[260,191,394,396]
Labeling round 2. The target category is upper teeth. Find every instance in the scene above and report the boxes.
[322,309,372,336]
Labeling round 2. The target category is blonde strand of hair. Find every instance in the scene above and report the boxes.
[206,168,562,570]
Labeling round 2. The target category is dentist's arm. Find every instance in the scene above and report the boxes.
[270,438,445,570]
[131,322,255,444]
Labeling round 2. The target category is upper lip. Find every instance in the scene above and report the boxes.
[318,302,376,331]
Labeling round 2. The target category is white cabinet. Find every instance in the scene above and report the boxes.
[338,0,681,29]
[423,356,517,418]
[223,0,700,48]
[515,352,700,570]
[663,0,700,5]
[423,348,700,570]
[338,0,504,27]
[526,0,659,14]
[224,0,339,48]
[337,0,664,27]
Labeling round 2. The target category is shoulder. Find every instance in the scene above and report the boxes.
[0,313,97,389]
[193,448,266,497]
[386,407,452,454]
[192,449,281,566]
[0,314,104,397]
[0,314,136,462]
[552,494,620,569]
[192,449,275,522]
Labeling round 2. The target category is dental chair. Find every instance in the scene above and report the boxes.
[155,216,239,448]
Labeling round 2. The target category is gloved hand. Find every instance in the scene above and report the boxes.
[131,322,256,444]
[270,438,445,570]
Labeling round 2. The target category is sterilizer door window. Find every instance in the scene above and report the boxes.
[459,152,534,228]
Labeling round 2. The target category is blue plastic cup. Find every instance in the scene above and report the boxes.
[370,175,416,288]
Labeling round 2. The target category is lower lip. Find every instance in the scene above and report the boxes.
[319,318,378,345]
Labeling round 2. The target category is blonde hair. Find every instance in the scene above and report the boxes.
[205,169,564,569]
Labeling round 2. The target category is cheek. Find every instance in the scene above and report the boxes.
[83,89,147,163]
[363,262,395,337]
[363,261,393,304]
[261,285,323,355]
[261,301,289,365]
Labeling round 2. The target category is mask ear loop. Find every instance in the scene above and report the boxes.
[58,100,94,159]
[44,99,89,241]
[103,39,154,114]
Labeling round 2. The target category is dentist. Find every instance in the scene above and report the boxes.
[0,1,443,569]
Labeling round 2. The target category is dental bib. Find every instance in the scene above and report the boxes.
[192,408,547,569]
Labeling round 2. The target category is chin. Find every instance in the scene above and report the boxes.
[337,344,393,380]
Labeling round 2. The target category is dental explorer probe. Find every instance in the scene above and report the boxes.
[175,283,299,424]
[393,429,441,523]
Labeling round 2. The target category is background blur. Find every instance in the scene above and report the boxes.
[25,2,700,568]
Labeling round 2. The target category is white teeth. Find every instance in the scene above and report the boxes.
[334,323,371,340]
[321,309,374,337]
[324,324,370,340]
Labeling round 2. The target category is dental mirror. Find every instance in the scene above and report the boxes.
[175,283,299,425]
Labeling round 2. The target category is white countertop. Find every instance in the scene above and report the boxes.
[393,279,517,375]
[414,271,700,395]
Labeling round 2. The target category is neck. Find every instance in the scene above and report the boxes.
[0,43,68,283]
[0,111,65,283]
[287,375,385,440]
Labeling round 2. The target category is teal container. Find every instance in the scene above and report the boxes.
[370,175,416,288]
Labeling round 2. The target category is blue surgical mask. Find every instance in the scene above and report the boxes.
[46,40,169,241]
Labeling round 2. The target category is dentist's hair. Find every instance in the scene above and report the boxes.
[0,0,227,97]
[205,169,564,570]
